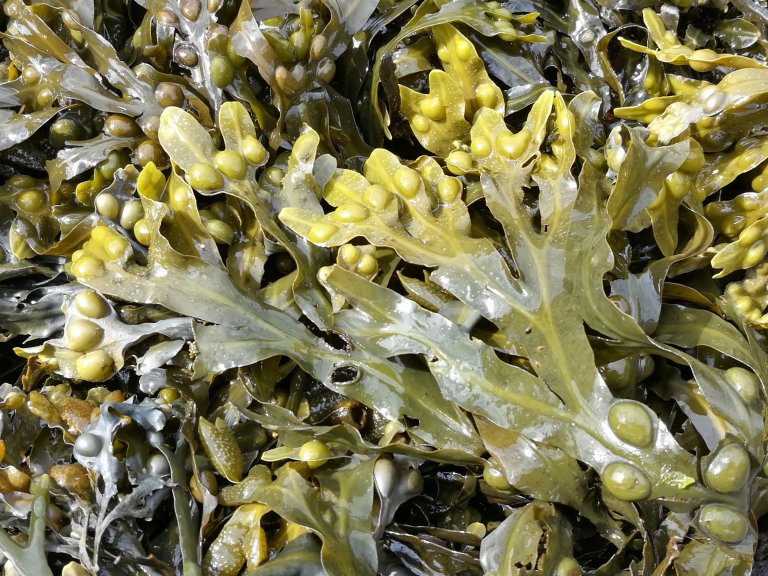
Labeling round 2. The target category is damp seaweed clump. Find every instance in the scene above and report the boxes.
[3,0,768,574]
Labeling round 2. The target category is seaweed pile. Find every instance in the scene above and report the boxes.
[1,0,768,574]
